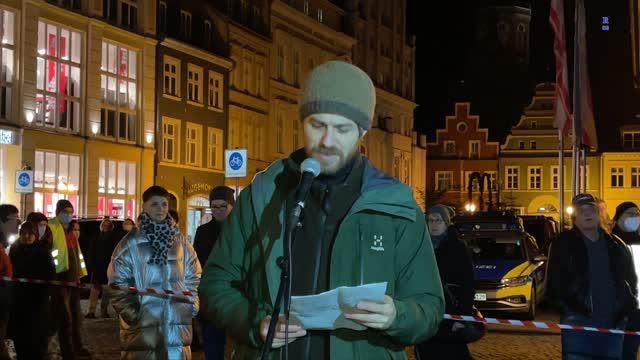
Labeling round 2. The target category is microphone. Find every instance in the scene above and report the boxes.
[289,158,321,227]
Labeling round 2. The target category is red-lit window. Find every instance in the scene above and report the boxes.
[34,150,81,218]
[97,159,137,219]
[36,21,81,131]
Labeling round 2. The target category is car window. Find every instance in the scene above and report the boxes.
[468,237,526,261]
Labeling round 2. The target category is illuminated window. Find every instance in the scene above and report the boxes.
[163,56,180,97]
[506,166,519,189]
[34,150,81,218]
[36,21,82,131]
[0,10,15,121]
[162,117,180,162]
[180,10,192,40]
[187,63,203,104]
[185,122,202,166]
[208,71,224,110]
[528,167,542,190]
[100,41,138,141]
[435,171,453,191]
[207,127,223,170]
[611,167,624,188]
[97,159,137,219]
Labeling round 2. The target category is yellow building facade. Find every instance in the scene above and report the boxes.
[2,0,157,218]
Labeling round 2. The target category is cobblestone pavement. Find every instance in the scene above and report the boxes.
[9,302,633,360]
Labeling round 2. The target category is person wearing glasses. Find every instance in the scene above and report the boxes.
[417,204,475,360]
[193,186,234,360]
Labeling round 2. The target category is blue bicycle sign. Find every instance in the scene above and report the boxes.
[229,152,243,170]
[18,173,30,187]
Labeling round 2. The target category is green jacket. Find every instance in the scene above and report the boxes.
[199,158,444,359]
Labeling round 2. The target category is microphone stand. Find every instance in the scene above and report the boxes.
[260,202,304,360]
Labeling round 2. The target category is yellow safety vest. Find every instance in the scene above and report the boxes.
[49,218,87,277]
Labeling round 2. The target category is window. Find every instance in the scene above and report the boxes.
[103,0,138,30]
[185,123,202,166]
[208,71,224,111]
[465,172,480,192]
[97,159,137,219]
[528,167,542,190]
[530,141,537,150]
[187,64,203,104]
[293,50,300,86]
[444,141,455,154]
[0,10,14,121]
[469,140,480,158]
[317,8,323,23]
[506,166,519,189]
[163,56,180,97]
[256,59,265,97]
[158,1,167,33]
[518,141,525,150]
[611,167,624,188]
[277,45,285,80]
[633,167,640,188]
[162,117,180,162]
[551,166,559,190]
[180,10,192,40]
[36,21,82,131]
[435,171,453,191]
[34,150,80,218]
[207,127,223,169]
[531,120,537,129]
[204,20,212,48]
[276,111,284,154]
[623,131,640,149]
[485,171,498,191]
[304,0,310,15]
[100,41,138,141]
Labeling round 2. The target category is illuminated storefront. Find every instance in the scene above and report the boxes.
[33,150,80,218]
[97,158,137,219]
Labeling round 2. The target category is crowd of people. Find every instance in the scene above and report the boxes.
[1,60,640,360]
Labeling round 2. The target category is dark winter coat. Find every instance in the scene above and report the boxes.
[193,220,223,268]
[417,227,475,359]
[547,228,638,323]
[8,240,56,340]
[89,231,117,284]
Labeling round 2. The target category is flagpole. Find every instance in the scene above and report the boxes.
[571,0,582,199]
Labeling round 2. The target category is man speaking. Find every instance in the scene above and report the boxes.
[199,61,444,359]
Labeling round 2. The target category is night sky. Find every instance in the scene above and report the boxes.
[407,0,637,150]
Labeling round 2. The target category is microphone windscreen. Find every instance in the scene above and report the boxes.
[301,158,322,177]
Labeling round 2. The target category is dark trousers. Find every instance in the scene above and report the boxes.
[561,313,624,360]
[622,310,640,360]
[52,286,84,359]
[198,314,225,360]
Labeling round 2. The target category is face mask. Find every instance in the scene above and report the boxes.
[59,213,72,225]
[72,230,81,239]
[38,225,46,238]
[624,216,640,232]
[123,225,133,232]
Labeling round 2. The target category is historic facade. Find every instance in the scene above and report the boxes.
[426,103,499,210]
[499,83,601,220]
[0,0,157,218]
[155,0,232,241]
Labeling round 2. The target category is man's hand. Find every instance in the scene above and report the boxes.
[259,315,307,348]
[344,295,397,330]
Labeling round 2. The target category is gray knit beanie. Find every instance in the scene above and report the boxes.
[299,61,376,131]
[428,204,455,226]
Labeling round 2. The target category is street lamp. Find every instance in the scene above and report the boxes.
[465,203,476,213]
[566,206,574,215]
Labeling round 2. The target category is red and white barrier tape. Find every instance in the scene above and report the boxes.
[0,276,195,301]
[0,275,637,335]
[445,314,638,335]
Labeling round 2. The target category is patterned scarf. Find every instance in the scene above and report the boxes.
[137,212,178,266]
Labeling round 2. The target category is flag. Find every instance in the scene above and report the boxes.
[573,0,598,149]
[549,0,572,136]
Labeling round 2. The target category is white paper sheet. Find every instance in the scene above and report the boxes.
[289,282,388,330]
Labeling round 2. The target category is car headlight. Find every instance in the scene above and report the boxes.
[501,276,530,287]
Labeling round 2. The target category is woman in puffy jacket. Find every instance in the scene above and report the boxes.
[108,186,202,359]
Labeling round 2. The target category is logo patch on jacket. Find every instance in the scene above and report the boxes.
[371,235,385,252]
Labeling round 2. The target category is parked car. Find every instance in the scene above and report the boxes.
[453,211,547,320]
